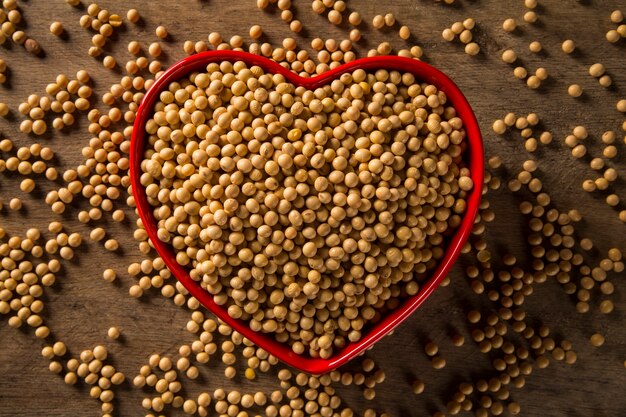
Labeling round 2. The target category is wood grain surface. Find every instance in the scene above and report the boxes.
[0,1,625,416]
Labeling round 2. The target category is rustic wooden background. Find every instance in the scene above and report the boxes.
[0,0,625,416]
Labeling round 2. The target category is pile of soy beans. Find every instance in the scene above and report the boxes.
[141,61,473,358]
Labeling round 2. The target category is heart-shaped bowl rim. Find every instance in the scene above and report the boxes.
[131,50,483,374]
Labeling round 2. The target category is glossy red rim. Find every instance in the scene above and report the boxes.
[130,51,484,374]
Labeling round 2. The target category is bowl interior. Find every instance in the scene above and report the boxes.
[130,50,484,374]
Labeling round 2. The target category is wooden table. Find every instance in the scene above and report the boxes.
[1,1,624,416]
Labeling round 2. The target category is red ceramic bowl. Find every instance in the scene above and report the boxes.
[131,51,483,374]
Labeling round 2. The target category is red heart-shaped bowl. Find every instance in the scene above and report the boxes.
[130,50,483,374]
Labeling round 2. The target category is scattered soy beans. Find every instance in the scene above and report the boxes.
[590,333,605,347]
[50,22,64,36]
[568,84,583,98]
[155,25,168,39]
[107,327,120,340]
[502,18,517,32]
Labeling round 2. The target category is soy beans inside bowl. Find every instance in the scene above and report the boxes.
[131,51,483,373]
